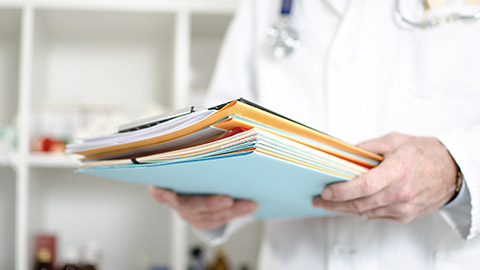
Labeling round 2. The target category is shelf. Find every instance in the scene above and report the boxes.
[0,8,20,126]
[29,153,80,168]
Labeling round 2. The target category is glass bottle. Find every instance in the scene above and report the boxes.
[188,246,205,270]
[34,248,54,270]
[62,246,81,270]
[208,248,229,270]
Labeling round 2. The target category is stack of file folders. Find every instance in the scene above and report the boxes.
[67,98,383,219]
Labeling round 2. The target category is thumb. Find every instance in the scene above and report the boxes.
[357,132,409,155]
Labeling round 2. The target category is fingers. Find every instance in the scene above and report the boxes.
[314,184,425,223]
[321,154,401,201]
[357,132,409,155]
[176,194,234,213]
[183,200,258,230]
[149,186,184,207]
[150,187,234,212]
[313,195,418,223]
[148,186,169,203]
[313,191,392,214]
[359,203,418,223]
[313,177,413,213]
[321,141,415,202]
[148,186,258,230]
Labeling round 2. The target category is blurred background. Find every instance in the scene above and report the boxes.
[0,0,263,269]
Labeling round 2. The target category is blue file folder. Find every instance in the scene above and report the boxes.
[78,150,350,219]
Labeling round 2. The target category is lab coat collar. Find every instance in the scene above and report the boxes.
[323,0,351,16]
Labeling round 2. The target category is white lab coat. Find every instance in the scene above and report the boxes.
[202,0,480,269]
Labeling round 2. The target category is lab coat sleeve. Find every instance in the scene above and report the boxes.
[193,216,256,246]
[204,0,258,107]
[437,123,480,240]
[195,0,259,245]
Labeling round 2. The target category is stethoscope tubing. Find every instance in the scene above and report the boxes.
[394,0,480,28]
[270,0,480,58]
[281,0,293,15]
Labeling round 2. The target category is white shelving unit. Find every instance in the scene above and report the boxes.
[0,6,21,270]
[0,1,263,270]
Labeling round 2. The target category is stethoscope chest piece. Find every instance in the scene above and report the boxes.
[266,16,301,59]
[267,0,301,59]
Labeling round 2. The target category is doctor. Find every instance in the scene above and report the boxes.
[149,0,480,268]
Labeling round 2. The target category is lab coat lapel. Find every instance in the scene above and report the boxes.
[322,0,351,15]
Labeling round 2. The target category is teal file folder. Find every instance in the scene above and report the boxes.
[78,150,350,219]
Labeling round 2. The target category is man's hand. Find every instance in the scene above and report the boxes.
[313,132,459,222]
[148,186,258,230]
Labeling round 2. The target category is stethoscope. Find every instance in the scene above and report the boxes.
[266,0,301,59]
[267,0,480,58]
[395,0,480,28]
